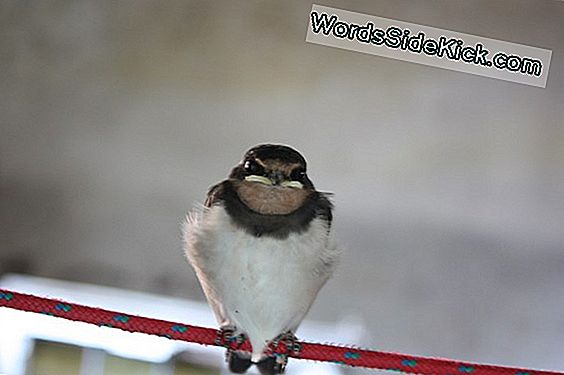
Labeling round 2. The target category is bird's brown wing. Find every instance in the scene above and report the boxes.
[204,181,227,208]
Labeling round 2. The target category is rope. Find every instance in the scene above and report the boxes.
[0,288,562,375]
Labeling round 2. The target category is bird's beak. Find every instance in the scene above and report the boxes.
[244,175,273,185]
[244,171,284,186]
[244,175,303,189]
[269,171,285,186]
[280,180,303,189]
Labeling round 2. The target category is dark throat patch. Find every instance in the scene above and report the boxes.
[204,180,332,239]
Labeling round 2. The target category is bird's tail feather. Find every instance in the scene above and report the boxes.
[227,351,252,374]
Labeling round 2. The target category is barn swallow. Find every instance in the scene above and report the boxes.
[184,144,339,374]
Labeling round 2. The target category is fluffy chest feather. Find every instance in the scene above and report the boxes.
[184,205,338,359]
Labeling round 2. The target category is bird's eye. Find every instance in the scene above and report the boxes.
[290,168,306,181]
[244,160,263,175]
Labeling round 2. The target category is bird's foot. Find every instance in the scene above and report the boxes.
[216,326,251,373]
[259,331,301,374]
[215,325,247,350]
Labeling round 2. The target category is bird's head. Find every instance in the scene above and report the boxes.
[228,144,315,215]
[230,144,314,189]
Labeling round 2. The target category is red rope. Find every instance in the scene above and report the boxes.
[0,288,562,375]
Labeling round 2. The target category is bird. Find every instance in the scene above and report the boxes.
[183,144,339,374]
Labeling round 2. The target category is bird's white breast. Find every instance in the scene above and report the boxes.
[184,205,339,360]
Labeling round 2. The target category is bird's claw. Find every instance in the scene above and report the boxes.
[263,331,301,373]
[215,325,247,351]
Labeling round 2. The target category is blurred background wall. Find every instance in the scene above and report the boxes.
[1,0,563,372]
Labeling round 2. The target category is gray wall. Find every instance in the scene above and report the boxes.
[1,0,564,372]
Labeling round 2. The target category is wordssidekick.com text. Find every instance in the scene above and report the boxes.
[310,11,544,77]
